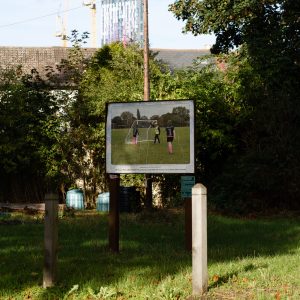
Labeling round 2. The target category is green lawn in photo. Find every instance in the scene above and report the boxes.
[111,127,190,165]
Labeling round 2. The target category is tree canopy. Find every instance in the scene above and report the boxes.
[170,0,300,212]
[169,0,300,56]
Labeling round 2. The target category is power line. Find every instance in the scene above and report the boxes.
[0,5,86,29]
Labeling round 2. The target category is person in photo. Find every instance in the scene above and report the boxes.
[132,124,139,144]
[153,121,160,144]
[165,120,175,154]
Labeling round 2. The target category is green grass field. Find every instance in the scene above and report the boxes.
[0,210,300,299]
[111,127,190,165]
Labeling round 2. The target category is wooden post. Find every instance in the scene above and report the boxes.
[109,174,120,252]
[192,184,208,296]
[145,174,152,210]
[43,192,58,288]
[181,176,195,251]
[184,197,192,251]
[143,0,150,102]
[143,0,153,208]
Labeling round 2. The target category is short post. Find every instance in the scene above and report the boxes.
[192,184,208,296]
[43,192,58,288]
[109,174,120,252]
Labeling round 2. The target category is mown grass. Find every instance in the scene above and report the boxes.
[0,210,299,299]
[111,128,190,165]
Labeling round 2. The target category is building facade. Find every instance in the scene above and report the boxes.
[100,0,144,47]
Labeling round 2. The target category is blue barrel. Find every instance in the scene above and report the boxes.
[66,189,84,210]
[96,192,110,212]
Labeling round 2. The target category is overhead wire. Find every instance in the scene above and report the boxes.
[0,1,101,30]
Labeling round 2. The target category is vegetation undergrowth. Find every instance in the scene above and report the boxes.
[0,209,299,299]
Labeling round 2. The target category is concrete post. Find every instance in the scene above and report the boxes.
[43,192,58,288]
[192,184,208,296]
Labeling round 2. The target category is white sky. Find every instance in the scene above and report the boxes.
[0,0,215,49]
[109,100,193,119]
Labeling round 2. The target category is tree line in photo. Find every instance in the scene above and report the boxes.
[112,106,190,128]
[1,0,299,217]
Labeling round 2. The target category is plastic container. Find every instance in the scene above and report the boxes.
[66,189,84,210]
[96,192,110,212]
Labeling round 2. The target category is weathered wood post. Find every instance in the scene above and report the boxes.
[143,0,153,209]
[181,175,195,251]
[43,192,58,288]
[192,184,208,296]
[109,174,120,252]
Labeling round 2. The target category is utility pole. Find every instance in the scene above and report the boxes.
[143,0,152,209]
[143,0,150,101]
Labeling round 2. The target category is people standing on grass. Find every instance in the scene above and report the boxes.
[153,121,160,144]
[165,120,175,154]
[132,124,139,144]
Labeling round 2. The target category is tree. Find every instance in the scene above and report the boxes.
[137,109,141,120]
[170,0,300,211]
[172,106,190,126]
[169,0,299,55]
[121,111,135,127]
[0,67,60,202]
[74,42,177,203]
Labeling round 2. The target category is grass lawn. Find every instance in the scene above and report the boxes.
[0,210,299,299]
[111,127,190,165]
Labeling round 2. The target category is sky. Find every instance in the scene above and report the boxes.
[109,100,193,119]
[0,0,215,49]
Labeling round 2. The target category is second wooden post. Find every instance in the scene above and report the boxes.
[43,192,58,288]
[109,174,120,252]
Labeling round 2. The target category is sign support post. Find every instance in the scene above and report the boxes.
[184,197,192,251]
[109,174,120,252]
[181,176,195,251]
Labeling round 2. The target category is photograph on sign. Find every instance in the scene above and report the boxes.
[106,100,195,174]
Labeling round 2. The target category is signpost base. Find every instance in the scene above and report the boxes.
[185,197,192,251]
[109,174,120,252]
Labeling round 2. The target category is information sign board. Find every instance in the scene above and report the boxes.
[181,176,195,198]
[106,100,195,174]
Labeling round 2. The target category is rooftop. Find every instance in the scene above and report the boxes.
[0,46,210,79]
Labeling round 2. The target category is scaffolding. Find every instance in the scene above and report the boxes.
[100,0,144,47]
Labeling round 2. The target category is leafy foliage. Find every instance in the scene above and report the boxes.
[170,0,300,212]
[0,67,60,201]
